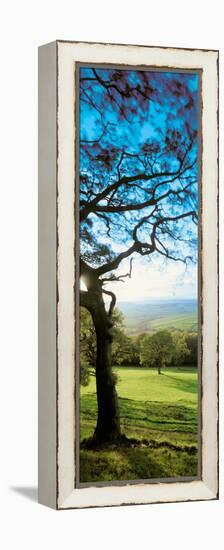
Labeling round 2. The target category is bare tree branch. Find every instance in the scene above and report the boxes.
[80,157,197,221]
[101,258,133,283]
[96,209,197,277]
[102,289,116,316]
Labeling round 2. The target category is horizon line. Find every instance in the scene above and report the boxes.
[117,296,197,303]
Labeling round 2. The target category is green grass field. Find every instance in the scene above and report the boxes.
[80,367,199,483]
[126,313,197,335]
[150,313,197,332]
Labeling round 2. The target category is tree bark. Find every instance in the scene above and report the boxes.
[93,299,120,442]
[80,285,121,443]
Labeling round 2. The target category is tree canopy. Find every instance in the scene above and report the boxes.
[80,67,198,312]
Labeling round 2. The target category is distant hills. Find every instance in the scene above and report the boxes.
[117,298,198,336]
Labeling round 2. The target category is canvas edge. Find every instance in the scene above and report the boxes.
[38,41,58,509]
[57,479,217,510]
[56,39,219,54]
[200,48,219,500]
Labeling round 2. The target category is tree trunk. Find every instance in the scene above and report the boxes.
[92,296,121,443]
[80,285,121,444]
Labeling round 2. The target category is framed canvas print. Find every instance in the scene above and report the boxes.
[38,41,219,509]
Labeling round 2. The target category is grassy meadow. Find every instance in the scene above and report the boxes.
[80,366,199,483]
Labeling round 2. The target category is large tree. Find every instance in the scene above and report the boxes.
[80,307,132,384]
[79,67,198,444]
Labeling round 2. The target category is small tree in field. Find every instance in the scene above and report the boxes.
[140,331,174,374]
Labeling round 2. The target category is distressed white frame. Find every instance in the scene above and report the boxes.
[38,41,219,510]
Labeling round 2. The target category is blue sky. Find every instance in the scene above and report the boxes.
[79,67,199,301]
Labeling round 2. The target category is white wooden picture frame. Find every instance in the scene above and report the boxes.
[38,41,219,509]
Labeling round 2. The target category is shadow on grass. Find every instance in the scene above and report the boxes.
[80,446,167,482]
[162,373,198,394]
[80,444,198,483]
[80,394,198,442]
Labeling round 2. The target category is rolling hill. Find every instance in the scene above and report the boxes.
[117,298,198,335]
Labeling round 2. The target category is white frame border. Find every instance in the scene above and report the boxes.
[57,42,218,509]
